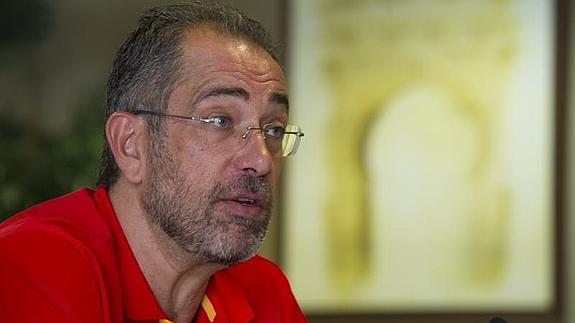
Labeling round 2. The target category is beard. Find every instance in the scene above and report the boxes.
[141,140,272,266]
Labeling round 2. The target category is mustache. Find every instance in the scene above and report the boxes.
[210,174,273,206]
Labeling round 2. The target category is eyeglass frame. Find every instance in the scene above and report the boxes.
[131,109,304,157]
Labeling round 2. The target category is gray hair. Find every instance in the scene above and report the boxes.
[97,1,279,188]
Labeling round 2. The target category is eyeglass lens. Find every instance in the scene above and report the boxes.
[197,123,302,157]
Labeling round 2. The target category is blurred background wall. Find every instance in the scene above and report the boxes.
[285,2,556,322]
[0,0,574,322]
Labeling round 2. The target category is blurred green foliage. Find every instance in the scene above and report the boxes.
[0,96,104,221]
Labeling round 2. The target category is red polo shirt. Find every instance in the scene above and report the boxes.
[0,187,306,323]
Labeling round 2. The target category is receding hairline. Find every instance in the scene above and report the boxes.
[172,24,287,91]
[180,23,281,64]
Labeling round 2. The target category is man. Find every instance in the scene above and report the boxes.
[0,2,306,322]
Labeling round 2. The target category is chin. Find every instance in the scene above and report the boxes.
[201,234,263,266]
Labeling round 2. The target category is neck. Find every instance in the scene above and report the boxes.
[108,182,224,323]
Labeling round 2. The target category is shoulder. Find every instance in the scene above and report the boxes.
[0,229,105,322]
[219,255,307,322]
[0,228,101,278]
[0,188,111,250]
[0,221,106,289]
[0,188,112,308]
[0,223,99,265]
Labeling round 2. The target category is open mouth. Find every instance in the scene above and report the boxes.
[213,195,263,218]
[236,197,257,206]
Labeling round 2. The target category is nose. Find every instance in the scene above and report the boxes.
[234,129,274,177]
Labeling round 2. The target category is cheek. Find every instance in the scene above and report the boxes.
[163,127,228,183]
[176,144,229,180]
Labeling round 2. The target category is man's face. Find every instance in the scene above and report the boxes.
[141,28,288,266]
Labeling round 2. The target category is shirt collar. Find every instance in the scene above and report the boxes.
[94,186,168,320]
[207,267,254,323]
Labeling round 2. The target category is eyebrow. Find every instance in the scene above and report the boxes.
[271,92,289,112]
[193,87,250,105]
[192,86,289,112]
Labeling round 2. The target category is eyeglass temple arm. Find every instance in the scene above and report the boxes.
[285,131,304,137]
[133,110,208,123]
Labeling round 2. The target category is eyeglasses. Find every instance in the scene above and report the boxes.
[133,109,304,157]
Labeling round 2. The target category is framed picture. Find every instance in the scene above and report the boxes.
[282,0,568,321]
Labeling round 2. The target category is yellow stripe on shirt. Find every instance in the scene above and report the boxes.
[201,295,216,322]
[158,295,215,323]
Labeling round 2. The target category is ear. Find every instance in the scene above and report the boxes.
[105,111,147,185]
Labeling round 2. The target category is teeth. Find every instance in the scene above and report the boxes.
[237,197,255,205]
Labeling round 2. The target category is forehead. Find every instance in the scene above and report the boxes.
[177,27,286,91]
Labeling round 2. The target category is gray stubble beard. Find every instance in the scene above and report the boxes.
[141,139,272,266]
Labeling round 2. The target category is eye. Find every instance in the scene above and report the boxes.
[264,124,286,139]
[207,115,232,128]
